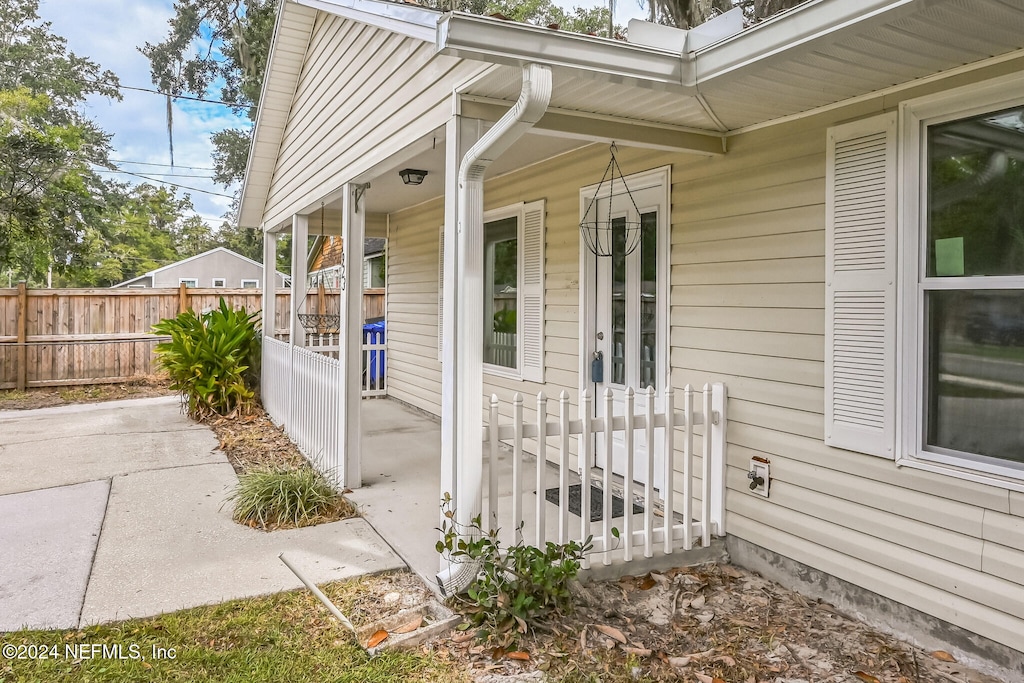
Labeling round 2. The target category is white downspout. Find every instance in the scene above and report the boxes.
[439,62,551,596]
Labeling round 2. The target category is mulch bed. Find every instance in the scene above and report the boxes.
[428,563,1000,683]
[207,408,308,475]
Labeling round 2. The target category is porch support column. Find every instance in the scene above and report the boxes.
[338,183,366,489]
[288,214,308,429]
[261,229,277,340]
[289,215,309,347]
[452,63,552,533]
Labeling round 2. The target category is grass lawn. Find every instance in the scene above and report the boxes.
[0,576,465,683]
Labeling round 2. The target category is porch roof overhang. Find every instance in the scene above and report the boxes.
[240,0,1024,227]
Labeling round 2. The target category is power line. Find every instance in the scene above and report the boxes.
[112,170,235,198]
[1,60,250,108]
[113,82,240,107]
[109,159,217,171]
[102,169,217,180]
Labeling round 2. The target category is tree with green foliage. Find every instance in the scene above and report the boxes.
[140,0,275,182]
[0,0,121,283]
[143,0,618,198]
[649,0,807,27]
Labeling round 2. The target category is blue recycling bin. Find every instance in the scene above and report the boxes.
[362,320,386,382]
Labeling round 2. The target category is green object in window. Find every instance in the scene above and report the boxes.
[934,236,964,276]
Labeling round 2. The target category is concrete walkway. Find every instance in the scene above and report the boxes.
[0,397,404,632]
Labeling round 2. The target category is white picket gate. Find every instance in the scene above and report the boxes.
[482,384,726,567]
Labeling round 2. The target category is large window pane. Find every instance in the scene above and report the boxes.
[611,216,626,385]
[639,211,657,389]
[484,217,517,369]
[925,290,1024,463]
[927,106,1024,277]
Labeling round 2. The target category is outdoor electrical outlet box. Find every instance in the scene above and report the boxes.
[748,457,770,497]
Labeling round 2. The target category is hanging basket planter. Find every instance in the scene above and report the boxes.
[297,202,343,335]
[297,312,340,334]
[580,143,643,257]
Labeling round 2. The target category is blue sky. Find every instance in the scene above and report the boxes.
[35,0,649,225]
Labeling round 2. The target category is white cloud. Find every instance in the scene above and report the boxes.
[36,0,248,221]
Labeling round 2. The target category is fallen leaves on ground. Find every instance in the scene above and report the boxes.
[366,629,389,648]
[208,408,307,474]
[430,563,1003,683]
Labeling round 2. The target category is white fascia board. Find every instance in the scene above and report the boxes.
[694,0,917,82]
[294,0,437,42]
[239,0,315,228]
[437,13,694,92]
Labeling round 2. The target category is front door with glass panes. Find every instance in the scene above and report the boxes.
[582,180,669,490]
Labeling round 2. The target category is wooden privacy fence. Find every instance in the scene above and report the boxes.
[0,285,386,390]
[482,384,727,568]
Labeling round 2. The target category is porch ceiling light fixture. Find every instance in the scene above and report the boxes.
[580,143,642,257]
[399,168,428,185]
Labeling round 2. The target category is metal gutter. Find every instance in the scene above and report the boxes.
[449,63,552,589]
[437,13,693,92]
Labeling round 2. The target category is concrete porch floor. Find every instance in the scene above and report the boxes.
[352,398,725,591]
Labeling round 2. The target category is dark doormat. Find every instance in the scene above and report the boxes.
[544,483,643,522]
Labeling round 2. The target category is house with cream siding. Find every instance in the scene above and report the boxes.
[240,0,1024,676]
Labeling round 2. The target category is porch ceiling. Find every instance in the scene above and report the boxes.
[243,0,1024,229]
[296,128,591,219]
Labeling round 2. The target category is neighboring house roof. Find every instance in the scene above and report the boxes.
[111,247,288,288]
[240,0,1024,228]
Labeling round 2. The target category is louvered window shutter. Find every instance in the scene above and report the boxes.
[825,113,897,458]
[519,200,545,383]
[437,225,444,362]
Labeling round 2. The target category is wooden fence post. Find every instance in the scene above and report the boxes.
[178,282,189,314]
[15,282,27,391]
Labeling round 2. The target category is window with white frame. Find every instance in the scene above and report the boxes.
[437,201,545,382]
[903,79,1024,479]
[241,279,260,289]
[826,75,1024,486]
[179,278,198,288]
[212,277,226,288]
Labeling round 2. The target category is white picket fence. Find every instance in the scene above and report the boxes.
[261,336,291,421]
[482,383,726,567]
[261,336,341,484]
[289,344,342,479]
[362,331,386,397]
[299,330,386,397]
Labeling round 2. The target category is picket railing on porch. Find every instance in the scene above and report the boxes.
[481,384,726,568]
[261,336,341,483]
[269,331,387,397]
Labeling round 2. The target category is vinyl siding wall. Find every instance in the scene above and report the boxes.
[260,13,488,230]
[670,108,1024,652]
[386,144,678,431]
[386,108,1024,655]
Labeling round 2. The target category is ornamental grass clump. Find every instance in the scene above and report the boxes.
[228,467,354,530]
[152,299,259,420]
